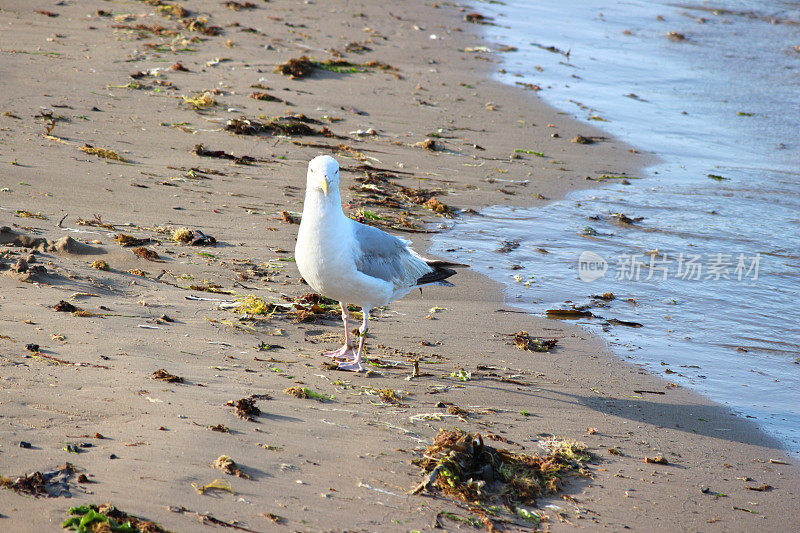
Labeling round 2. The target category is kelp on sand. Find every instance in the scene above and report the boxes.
[413,429,592,527]
[62,503,167,533]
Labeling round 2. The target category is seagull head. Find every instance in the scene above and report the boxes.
[307,155,339,197]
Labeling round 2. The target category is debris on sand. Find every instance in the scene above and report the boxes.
[213,455,251,479]
[53,300,80,313]
[114,234,153,247]
[194,144,256,165]
[261,513,286,524]
[182,91,216,109]
[414,138,442,151]
[347,170,453,229]
[345,41,372,54]
[224,1,256,10]
[181,17,222,36]
[15,210,48,220]
[235,294,274,315]
[464,13,493,24]
[63,504,167,533]
[226,396,266,420]
[225,115,336,137]
[231,293,338,324]
[90,260,109,271]
[248,91,289,104]
[192,478,235,495]
[187,230,216,246]
[77,214,116,230]
[667,31,687,41]
[79,144,131,162]
[317,58,397,74]
[284,386,332,401]
[1,462,76,497]
[412,430,592,526]
[276,56,398,79]
[276,56,315,78]
[645,455,669,465]
[512,331,558,352]
[423,197,453,217]
[111,23,180,37]
[155,3,189,19]
[132,247,162,262]
[172,227,193,243]
[152,369,184,383]
[571,135,594,144]
[366,388,408,407]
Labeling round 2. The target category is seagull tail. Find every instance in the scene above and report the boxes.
[415,261,460,287]
[424,259,469,268]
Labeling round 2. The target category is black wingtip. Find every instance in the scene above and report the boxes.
[416,265,458,286]
[425,259,470,268]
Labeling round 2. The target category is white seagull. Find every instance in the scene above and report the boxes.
[295,155,461,372]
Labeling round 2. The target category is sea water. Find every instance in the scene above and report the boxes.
[432,1,800,452]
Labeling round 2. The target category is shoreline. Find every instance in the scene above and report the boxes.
[0,1,798,531]
[457,0,800,455]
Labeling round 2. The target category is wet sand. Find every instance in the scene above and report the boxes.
[0,1,798,531]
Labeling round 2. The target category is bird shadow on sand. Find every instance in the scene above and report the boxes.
[257,412,304,424]
[468,381,787,451]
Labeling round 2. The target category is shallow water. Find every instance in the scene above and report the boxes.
[432,1,800,452]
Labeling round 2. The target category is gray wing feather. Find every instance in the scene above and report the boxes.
[352,222,430,286]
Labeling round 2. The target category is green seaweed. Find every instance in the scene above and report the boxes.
[514,149,545,157]
[62,504,165,533]
[450,370,472,381]
[284,386,333,401]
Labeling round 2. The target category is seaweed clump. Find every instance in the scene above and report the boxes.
[413,429,592,523]
[276,56,398,79]
[348,169,454,228]
[226,395,270,421]
[276,56,315,78]
[62,503,167,533]
[80,144,130,162]
[225,115,334,137]
[1,462,76,498]
[513,331,558,352]
[284,386,332,401]
[213,455,251,479]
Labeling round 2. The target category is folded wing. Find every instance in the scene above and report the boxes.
[351,221,454,288]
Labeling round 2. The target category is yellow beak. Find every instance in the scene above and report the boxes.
[320,177,329,196]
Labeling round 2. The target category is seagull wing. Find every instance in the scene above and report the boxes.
[351,221,434,288]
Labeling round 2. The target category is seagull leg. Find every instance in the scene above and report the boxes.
[324,301,355,360]
[338,306,369,372]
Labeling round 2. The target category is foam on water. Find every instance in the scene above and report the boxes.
[432,1,800,452]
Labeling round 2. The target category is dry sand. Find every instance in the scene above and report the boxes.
[1,1,798,531]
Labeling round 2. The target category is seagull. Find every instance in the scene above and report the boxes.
[295,155,461,372]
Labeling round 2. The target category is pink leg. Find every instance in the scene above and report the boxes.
[338,307,369,372]
[324,301,356,360]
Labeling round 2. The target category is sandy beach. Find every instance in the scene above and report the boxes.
[1,1,798,531]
